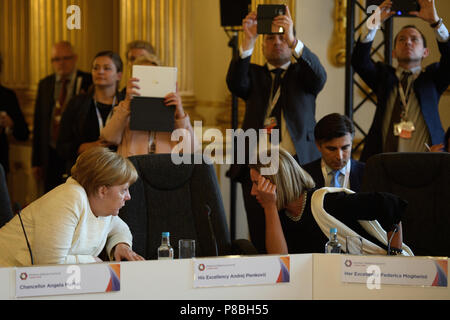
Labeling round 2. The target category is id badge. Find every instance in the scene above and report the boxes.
[264,117,278,134]
[394,121,415,139]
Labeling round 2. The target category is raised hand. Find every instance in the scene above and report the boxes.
[254,175,277,211]
[367,0,395,30]
[410,0,440,24]
[272,5,296,48]
[242,11,258,51]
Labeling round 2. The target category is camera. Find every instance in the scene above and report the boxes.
[257,4,286,34]
[366,0,420,18]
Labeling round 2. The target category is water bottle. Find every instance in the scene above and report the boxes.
[325,228,342,254]
[157,232,174,260]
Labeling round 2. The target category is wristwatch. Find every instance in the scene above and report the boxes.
[388,247,403,256]
[430,18,443,29]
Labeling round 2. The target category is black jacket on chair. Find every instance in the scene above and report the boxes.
[119,154,257,260]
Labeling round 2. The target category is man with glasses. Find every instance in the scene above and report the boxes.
[32,41,92,192]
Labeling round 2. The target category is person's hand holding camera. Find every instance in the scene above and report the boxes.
[272,5,296,48]
[410,0,440,25]
[242,11,258,51]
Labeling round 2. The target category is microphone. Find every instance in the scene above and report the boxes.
[205,205,218,256]
[14,203,34,265]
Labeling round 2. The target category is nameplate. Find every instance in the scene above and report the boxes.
[193,256,290,288]
[15,263,121,298]
[341,256,448,288]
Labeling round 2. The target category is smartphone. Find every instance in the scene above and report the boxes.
[392,0,420,17]
[257,4,286,34]
[366,0,420,17]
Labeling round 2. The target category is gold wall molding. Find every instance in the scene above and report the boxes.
[329,0,347,67]
[119,0,195,106]
[0,0,30,89]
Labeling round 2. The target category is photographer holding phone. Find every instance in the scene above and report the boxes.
[352,0,449,160]
[226,5,327,253]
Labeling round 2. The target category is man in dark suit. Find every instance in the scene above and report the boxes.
[303,113,365,192]
[32,41,92,192]
[226,6,327,253]
[352,0,449,162]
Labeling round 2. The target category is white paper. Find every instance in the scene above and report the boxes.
[341,255,448,288]
[15,263,121,298]
[193,256,290,288]
[132,65,177,98]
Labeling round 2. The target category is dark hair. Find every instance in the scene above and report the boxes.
[93,51,123,74]
[314,113,355,143]
[0,52,3,75]
[394,25,427,48]
[445,127,450,152]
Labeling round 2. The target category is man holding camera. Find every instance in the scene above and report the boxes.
[226,5,327,253]
[352,0,449,161]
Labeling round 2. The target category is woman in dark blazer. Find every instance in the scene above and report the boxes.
[57,51,124,174]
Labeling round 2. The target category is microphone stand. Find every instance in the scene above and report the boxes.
[224,27,241,241]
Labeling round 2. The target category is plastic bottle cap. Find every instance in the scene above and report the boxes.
[330,228,337,233]
[162,232,170,237]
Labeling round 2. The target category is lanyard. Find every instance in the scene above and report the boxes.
[94,96,116,130]
[398,77,413,121]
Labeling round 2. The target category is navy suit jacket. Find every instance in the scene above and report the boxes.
[351,39,450,162]
[302,158,365,192]
[32,70,92,170]
[226,46,327,181]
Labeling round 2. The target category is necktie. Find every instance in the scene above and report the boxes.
[330,170,342,188]
[384,71,412,152]
[269,68,284,141]
[52,78,68,143]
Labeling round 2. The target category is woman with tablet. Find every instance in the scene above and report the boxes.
[100,52,198,156]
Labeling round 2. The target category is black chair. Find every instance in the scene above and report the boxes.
[0,164,13,228]
[119,154,257,260]
[361,152,450,257]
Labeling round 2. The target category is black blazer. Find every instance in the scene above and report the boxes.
[226,46,327,180]
[57,90,125,173]
[302,158,365,192]
[0,85,29,173]
[32,70,92,169]
[352,39,450,162]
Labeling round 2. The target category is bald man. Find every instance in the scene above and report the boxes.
[32,41,92,192]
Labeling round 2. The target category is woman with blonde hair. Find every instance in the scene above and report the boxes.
[100,52,197,156]
[249,148,412,256]
[0,147,144,267]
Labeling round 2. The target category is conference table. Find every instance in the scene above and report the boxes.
[1,254,448,300]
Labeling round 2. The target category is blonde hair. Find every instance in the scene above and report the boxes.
[133,52,161,67]
[71,147,138,196]
[249,148,315,210]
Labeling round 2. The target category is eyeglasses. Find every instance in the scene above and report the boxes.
[51,55,75,63]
